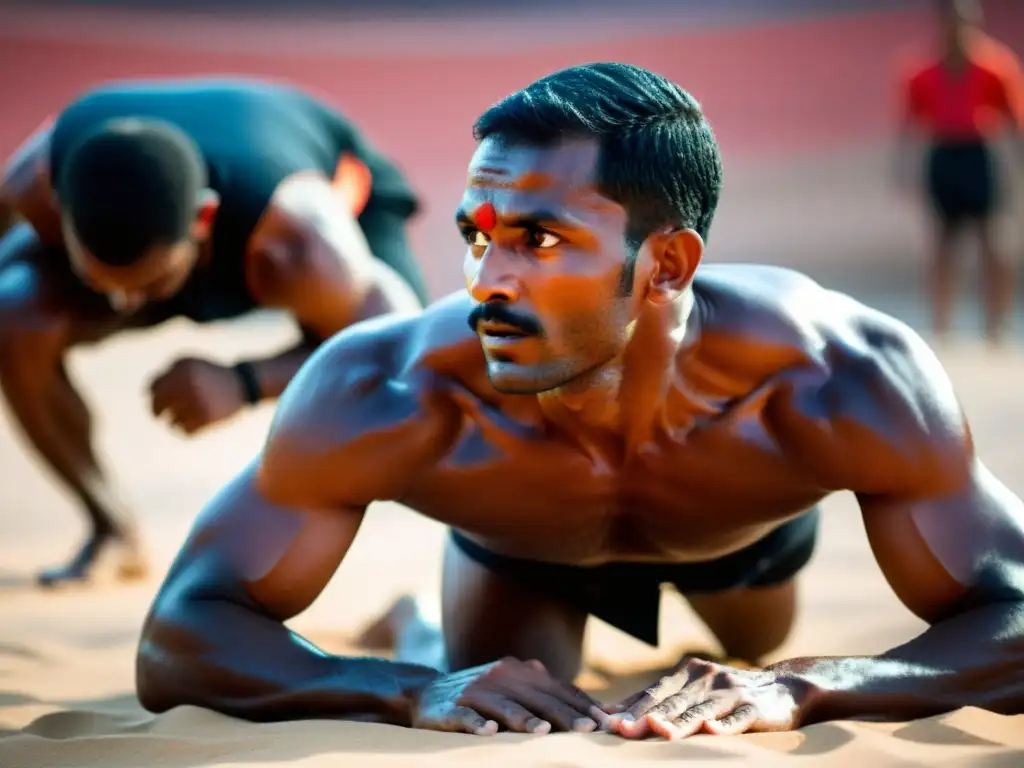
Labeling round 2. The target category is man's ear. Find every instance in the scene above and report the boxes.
[645,227,703,305]
[191,188,220,241]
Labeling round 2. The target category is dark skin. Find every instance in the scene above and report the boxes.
[0,123,421,587]
[138,136,1024,740]
[895,0,1023,344]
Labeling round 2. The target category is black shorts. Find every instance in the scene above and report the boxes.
[926,140,999,223]
[449,508,820,647]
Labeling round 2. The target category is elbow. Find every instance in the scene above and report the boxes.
[135,612,184,713]
[135,591,212,714]
[136,658,175,714]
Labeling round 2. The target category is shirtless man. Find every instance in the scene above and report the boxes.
[138,63,1024,740]
[0,78,426,586]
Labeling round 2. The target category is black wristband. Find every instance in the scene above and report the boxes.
[233,361,263,405]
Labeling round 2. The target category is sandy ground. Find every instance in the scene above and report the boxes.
[3,4,1024,767]
[2,299,1024,767]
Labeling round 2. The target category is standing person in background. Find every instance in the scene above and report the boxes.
[897,0,1024,345]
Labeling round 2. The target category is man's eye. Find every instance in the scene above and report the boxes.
[530,231,561,248]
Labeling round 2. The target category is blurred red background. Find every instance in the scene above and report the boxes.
[3,1,1024,308]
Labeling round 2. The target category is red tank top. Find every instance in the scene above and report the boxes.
[900,34,1024,142]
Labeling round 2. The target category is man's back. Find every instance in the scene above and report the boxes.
[50,78,424,322]
[52,79,418,220]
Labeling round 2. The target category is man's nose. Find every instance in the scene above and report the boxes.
[467,245,521,304]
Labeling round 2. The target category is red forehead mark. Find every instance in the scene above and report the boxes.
[474,202,497,233]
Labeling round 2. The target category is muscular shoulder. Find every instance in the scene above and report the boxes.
[257,293,479,508]
[696,265,969,494]
[245,175,347,301]
[691,265,835,373]
[246,173,384,309]
[773,291,968,495]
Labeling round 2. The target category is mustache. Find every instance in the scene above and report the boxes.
[467,302,544,337]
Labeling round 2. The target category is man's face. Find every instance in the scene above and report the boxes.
[62,216,199,315]
[459,137,641,395]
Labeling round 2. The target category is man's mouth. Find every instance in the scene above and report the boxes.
[479,321,531,339]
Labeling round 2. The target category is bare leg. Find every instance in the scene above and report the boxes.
[929,219,959,343]
[684,579,798,666]
[0,225,146,586]
[975,216,1013,345]
[358,538,588,684]
[0,338,145,585]
[441,537,589,683]
[360,541,589,684]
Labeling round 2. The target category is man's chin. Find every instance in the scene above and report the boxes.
[485,362,562,396]
[111,303,144,317]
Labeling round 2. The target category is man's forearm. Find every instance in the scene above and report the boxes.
[138,596,440,723]
[772,600,1024,725]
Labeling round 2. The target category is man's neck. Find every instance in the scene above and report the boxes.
[536,290,700,458]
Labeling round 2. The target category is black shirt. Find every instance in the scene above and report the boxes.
[50,78,420,322]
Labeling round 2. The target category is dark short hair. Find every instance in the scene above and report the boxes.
[56,118,206,266]
[473,62,723,247]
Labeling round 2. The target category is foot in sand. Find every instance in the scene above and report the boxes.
[37,532,148,587]
[356,594,447,671]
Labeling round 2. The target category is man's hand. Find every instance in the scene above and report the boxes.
[149,357,248,435]
[606,657,812,740]
[411,657,610,736]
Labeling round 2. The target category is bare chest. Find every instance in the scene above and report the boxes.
[399,398,827,565]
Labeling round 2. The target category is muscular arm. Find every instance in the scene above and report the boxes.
[241,173,420,401]
[137,465,439,722]
[772,324,1024,723]
[137,328,456,721]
